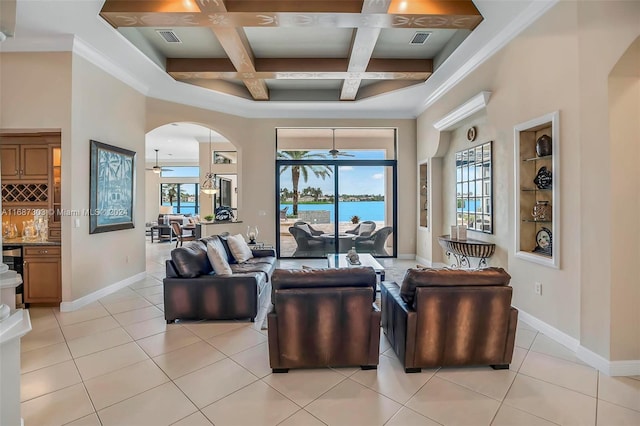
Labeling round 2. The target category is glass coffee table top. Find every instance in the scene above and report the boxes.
[326,253,385,280]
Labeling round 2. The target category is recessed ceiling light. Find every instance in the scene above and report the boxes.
[171,123,179,126]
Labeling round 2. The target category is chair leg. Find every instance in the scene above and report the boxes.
[272,368,289,373]
[490,364,509,370]
[404,367,421,373]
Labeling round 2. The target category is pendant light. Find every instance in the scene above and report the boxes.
[201,129,218,195]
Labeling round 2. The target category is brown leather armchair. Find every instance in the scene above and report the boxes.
[268,267,381,373]
[381,267,518,373]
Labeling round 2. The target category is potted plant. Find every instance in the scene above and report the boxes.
[350,215,360,224]
[204,214,214,222]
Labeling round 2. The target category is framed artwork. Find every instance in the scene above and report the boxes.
[89,140,136,234]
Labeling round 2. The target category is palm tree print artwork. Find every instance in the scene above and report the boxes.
[90,140,136,234]
[277,151,331,216]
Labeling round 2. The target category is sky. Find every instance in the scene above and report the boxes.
[278,150,387,196]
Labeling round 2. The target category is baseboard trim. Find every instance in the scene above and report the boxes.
[60,272,147,312]
[516,307,640,376]
[397,254,416,260]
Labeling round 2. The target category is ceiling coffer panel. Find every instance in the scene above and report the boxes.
[100,0,482,102]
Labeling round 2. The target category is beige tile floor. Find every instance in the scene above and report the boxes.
[18,241,640,426]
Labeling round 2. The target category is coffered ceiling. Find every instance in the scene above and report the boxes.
[2,0,556,118]
[100,0,482,102]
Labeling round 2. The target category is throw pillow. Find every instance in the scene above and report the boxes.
[207,242,232,275]
[227,233,254,263]
[358,222,375,236]
[297,223,312,235]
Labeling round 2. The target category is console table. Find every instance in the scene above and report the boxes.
[438,235,496,269]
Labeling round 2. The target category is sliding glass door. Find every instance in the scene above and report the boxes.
[276,128,396,258]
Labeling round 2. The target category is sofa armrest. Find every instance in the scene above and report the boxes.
[368,304,382,366]
[252,249,276,258]
[380,281,417,369]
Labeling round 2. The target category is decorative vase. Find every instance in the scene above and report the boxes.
[346,247,360,264]
[532,201,551,221]
[246,226,258,244]
[535,134,552,157]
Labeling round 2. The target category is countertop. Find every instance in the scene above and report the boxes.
[2,239,61,247]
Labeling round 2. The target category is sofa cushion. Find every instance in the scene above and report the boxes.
[296,223,312,235]
[359,222,375,236]
[170,241,212,278]
[227,234,254,263]
[400,267,511,305]
[207,241,232,275]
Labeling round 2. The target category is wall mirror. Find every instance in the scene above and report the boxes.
[456,141,492,234]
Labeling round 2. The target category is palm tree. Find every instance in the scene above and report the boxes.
[278,151,331,216]
[163,184,178,206]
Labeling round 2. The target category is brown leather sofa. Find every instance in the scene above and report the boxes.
[163,235,275,323]
[381,267,518,373]
[268,267,381,373]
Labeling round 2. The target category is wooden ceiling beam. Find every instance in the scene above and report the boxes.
[194,0,229,13]
[223,0,365,13]
[340,0,390,100]
[210,26,269,100]
[166,58,433,74]
[100,11,482,30]
[169,70,431,80]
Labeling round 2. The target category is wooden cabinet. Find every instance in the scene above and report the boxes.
[514,111,559,268]
[23,246,61,303]
[1,145,20,179]
[0,143,49,181]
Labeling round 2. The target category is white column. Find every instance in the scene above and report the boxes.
[0,144,29,426]
[0,309,32,426]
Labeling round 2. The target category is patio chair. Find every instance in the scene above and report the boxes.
[354,226,393,256]
[345,220,376,237]
[289,225,326,257]
[280,206,289,221]
[293,221,324,236]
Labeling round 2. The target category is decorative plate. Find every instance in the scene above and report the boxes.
[467,126,477,142]
[533,227,552,255]
[533,166,552,190]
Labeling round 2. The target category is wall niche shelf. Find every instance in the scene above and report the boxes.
[419,162,428,228]
[514,111,560,268]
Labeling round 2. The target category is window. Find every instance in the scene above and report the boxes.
[455,141,492,234]
[160,166,200,178]
[160,183,199,215]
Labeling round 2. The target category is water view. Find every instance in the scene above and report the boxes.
[280,201,385,222]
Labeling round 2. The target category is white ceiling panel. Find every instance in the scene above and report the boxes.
[133,27,228,58]
[245,27,354,58]
[373,28,461,59]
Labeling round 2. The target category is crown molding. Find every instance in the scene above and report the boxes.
[419,0,559,115]
[72,36,149,96]
[433,91,491,131]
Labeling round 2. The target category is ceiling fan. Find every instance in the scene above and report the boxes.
[146,149,173,174]
[328,129,354,158]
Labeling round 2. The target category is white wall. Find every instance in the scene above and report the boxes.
[417,1,640,362]
[607,37,640,360]
[67,55,146,300]
[0,51,147,301]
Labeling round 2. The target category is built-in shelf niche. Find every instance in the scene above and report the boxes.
[514,111,560,268]
[419,162,428,228]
